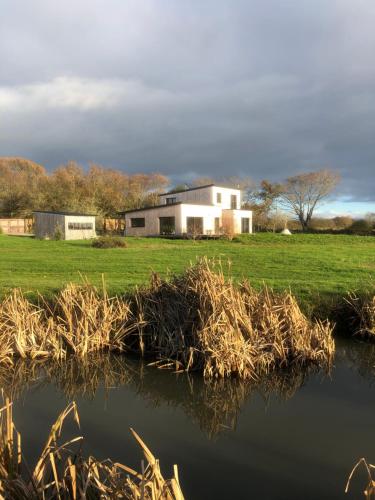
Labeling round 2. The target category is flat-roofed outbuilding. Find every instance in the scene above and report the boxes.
[33,211,96,240]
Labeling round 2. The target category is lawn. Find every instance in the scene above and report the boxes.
[0,233,374,311]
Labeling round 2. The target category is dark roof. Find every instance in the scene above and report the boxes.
[33,210,96,217]
[120,202,183,215]
[159,183,243,196]
[158,183,219,196]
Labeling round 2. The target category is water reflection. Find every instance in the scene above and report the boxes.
[0,355,321,438]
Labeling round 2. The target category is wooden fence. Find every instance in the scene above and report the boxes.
[0,218,33,234]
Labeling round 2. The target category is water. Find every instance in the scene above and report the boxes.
[6,338,375,499]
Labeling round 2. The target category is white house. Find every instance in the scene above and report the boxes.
[34,211,96,240]
[123,184,252,237]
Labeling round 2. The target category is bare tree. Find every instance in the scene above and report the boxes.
[279,169,340,231]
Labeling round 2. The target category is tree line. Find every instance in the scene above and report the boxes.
[0,158,169,218]
[1,157,371,233]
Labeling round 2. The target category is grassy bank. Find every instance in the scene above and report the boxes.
[0,233,374,311]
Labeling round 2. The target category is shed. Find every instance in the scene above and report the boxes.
[33,211,96,240]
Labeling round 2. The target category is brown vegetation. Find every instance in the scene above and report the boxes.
[345,292,375,339]
[132,259,335,378]
[0,394,184,499]
[0,158,169,218]
[0,259,335,378]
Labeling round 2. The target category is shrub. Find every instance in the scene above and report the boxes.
[52,224,64,240]
[0,226,3,235]
[92,236,127,249]
[349,219,373,235]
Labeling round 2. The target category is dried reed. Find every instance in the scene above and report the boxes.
[0,259,335,379]
[0,394,184,499]
[133,258,335,379]
[0,282,135,362]
[345,292,375,339]
[346,458,375,498]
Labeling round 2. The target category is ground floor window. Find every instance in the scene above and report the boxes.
[131,217,145,228]
[68,222,93,230]
[214,217,220,234]
[187,217,203,235]
[159,216,175,235]
[241,217,250,233]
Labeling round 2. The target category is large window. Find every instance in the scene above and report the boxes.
[216,192,222,203]
[166,197,177,205]
[187,217,203,235]
[159,216,175,235]
[131,218,145,228]
[68,222,93,230]
[241,217,250,233]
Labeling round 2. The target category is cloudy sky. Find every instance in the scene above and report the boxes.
[1,0,374,215]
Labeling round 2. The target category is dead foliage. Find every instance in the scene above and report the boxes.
[345,292,375,339]
[0,394,184,499]
[133,258,335,379]
[0,259,335,379]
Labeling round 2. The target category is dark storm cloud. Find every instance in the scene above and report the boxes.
[1,0,375,202]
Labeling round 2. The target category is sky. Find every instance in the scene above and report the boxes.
[1,0,374,216]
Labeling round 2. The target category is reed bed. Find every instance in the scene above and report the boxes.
[0,283,135,362]
[0,395,184,499]
[0,258,335,379]
[133,258,335,379]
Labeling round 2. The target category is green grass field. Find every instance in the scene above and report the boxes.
[0,233,374,311]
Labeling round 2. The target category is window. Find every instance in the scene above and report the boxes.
[130,218,145,228]
[68,222,93,230]
[159,216,175,235]
[166,197,177,205]
[241,218,250,233]
[231,194,238,209]
[214,217,220,234]
[216,192,222,203]
[187,217,203,235]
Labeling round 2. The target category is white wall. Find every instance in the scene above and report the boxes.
[64,215,96,240]
[212,186,241,209]
[180,204,222,234]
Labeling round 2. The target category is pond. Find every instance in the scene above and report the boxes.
[6,337,375,499]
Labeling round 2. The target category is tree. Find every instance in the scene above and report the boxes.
[0,157,47,216]
[279,169,340,231]
[243,180,283,231]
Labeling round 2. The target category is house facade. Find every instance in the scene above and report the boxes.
[34,211,96,240]
[124,184,252,237]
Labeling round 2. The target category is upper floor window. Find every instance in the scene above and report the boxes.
[131,217,145,228]
[231,194,238,209]
[216,192,222,203]
[166,197,177,205]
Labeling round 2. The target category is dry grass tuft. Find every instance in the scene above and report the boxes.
[345,292,375,339]
[133,258,335,379]
[0,394,184,499]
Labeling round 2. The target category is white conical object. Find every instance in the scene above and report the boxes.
[280,228,292,235]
